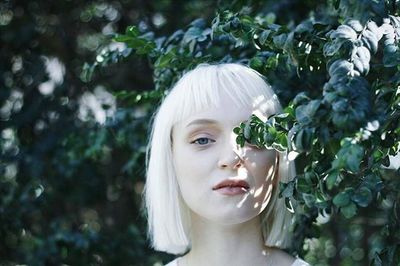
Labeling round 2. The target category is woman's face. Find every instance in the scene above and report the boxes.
[172,94,279,225]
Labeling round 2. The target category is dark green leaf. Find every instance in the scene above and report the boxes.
[333,191,350,207]
[341,202,357,218]
[352,186,373,207]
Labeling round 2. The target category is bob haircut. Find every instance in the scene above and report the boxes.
[144,63,296,255]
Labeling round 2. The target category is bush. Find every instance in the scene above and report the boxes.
[1,0,399,265]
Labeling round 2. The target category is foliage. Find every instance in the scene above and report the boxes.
[85,0,400,265]
[1,0,400,265]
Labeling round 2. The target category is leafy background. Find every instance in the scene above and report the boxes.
[1,0,399,265]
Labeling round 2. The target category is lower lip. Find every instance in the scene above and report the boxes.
[214,187,249,195]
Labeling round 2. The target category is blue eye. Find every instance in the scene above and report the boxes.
[192,137,214,145]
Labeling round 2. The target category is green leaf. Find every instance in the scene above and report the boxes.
[345,144,364,173]
[125,26,140,37]
[295,100,321,125]
[183,27,203,43]
[333,191,350,207]
[296,177,310,193]
[341,202,357,218]
[328,59,353,78]
[280,181,294,198]
[113,34,134,42]
[383,44,400,67]
[352,186,373,207]
[273,33,287,47]
[236,135,245,147]
[244,121,252,139]
[362,29,379,54]
[330,25,357,41]
[155,50,176,68]
[249,57,264,70]
[326,171,339,190]
[259,30,271,45]
[363,173,382,190]
[126,38,148,49]
[304,171,317,184]
[303,193,316,207]
[323,38,345,57]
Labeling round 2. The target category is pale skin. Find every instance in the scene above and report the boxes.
[171,92,296,266]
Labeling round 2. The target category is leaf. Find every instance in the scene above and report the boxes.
[353,46,371,75]
[113,34,134,42]
[326,171,339,190]
[244,121,252,139]
[341,202,357,218]
[183,27,203,44]
[363,173,383,191]
[362,29,379,54]
[249,57,264,70]
[125,26,140,37]
[295,100,321,125]
[345,144,364,173]
[155,50,176,68]
[259,30,271,45]
[280,181,294,197]
[292,92,310,106]
[323,38,345,57]
[273,34,287,47]
[294,128,314,151]
[383,44,400,67]
[330,25,357,41]
[328,59,353,78]
[126,38,148,49]
[296,177,311,193]
[333,191,350,207]
[346,19,363,32]
[352,186,373,207]
[303,193,316,207]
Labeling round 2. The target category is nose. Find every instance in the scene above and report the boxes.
[217,140,244,169]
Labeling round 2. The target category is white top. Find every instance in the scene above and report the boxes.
[165,257,310,266]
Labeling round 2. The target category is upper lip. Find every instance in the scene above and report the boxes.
[212,179,250,190]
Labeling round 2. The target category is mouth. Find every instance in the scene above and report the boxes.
[212,179,250,195]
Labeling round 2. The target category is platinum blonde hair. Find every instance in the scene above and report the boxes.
[144,63,296,254]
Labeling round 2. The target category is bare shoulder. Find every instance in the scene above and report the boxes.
[270,247,296,266]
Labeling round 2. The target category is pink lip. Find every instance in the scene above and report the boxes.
[212,179,250,195]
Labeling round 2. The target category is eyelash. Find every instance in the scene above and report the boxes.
[191,137,216,146]
[190,138,261,150]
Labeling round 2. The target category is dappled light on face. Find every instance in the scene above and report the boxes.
[267,165,275,181]
[254,185,264,198]
[236,192,251,208]
[260,184,273,210]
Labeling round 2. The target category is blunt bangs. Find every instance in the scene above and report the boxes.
[165,63,282,124]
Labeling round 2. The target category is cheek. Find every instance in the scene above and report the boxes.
[245,150,277,209]
[172,143,215,185]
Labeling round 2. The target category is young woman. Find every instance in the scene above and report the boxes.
[144,63,310,266]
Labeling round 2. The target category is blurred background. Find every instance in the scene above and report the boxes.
[1,0,399,265]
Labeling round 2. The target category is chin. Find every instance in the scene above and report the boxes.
[193,207,260,225]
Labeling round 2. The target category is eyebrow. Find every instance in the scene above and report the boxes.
[185,119,219,128]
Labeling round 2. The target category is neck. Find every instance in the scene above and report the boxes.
[182,211,276,266]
